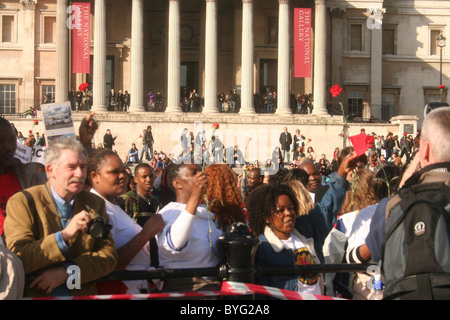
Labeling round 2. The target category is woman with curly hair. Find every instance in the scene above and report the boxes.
[204,164,247,232]
[156,162,223,293]
[246,151,359,296]
[246,183,324,296]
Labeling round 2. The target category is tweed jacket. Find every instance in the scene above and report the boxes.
[4,181,118,297]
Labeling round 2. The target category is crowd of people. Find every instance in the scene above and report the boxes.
[0,106,449,300]
[66,85,315,115]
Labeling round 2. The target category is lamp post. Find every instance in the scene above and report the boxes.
[437,34,446,86]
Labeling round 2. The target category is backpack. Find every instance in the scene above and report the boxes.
[381,181,450,300]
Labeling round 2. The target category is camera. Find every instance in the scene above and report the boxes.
[88,217,112,240]
[85,205,112,240]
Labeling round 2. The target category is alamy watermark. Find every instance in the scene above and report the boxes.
[170,122,295,175]
[365,264,381,290]
[365,8,385,30]
[66,265,81,290]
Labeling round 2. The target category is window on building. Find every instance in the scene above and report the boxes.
[0,84,16,114]
[381,92,397,121]
[347,90,363,118]
[1,15,15,43]
[350,24,362,51]
[43,16,56,44]
[430,29,442,56]
[424,88,447,105]
[427,93,443,103]
[42,85,55,103]
[383,28,395,55]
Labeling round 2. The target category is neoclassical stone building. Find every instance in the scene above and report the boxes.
[0,0,448,125]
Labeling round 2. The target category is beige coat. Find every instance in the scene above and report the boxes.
[4,181,118,297]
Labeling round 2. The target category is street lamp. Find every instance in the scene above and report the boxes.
[437,34,446,86]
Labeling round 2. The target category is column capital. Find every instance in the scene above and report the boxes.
[279,0,289,4]
[330,7,346,18]
[242,0,253,3]
[20,0,38,10]
[315,0,326,5]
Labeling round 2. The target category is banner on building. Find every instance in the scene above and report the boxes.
[72,2,91,74]
[294,8,312,78]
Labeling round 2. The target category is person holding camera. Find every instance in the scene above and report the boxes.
[4,137,118,297]
[88,148,164,294]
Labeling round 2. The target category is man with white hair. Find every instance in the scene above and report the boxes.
[417,107,450,167]
[4,136,118,297]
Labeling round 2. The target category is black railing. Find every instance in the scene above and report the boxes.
[97,223,372,291]
[24,222,374,299]
[97,263,371,283]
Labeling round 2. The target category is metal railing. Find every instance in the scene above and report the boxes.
[97,263,371,283]
[24,222,374,299]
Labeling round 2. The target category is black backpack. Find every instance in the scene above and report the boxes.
[381,181,450,300]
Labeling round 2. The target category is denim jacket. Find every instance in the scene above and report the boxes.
[295,171,349,263]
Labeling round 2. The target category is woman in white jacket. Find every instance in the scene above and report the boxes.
[156,162,223,292]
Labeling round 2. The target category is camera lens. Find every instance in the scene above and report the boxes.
[89,221,106,239]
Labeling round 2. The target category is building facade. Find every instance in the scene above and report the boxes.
[0,0,448,124]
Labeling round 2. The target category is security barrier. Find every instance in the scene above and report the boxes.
[26,281,345,300]
[24,223,373,300]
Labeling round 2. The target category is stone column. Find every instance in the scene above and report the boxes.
[312,0,328,115]
[330,8,345,87]
[240,0,256,114]
[330,7,345,113]
[92,0,107,112]
[203,0,219,113]
[55,0,69,104]
[20,0,37,110]
[129,0,145,112]
[275,0,291,115]
[166,0,182,113]
[370,13,383,120]
[232,2,242,90]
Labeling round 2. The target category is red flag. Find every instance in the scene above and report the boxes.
[72,3,91,74]
[349,133,373,157]
[294,8,312,78]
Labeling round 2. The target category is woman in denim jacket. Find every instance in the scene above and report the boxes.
[247,183,324,295]
[246,153,357,296]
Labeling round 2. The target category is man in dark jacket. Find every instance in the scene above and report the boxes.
[279,127,293,165]
[103,129,117,150]
[384,133,395,161]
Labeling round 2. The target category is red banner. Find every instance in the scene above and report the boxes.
[294,8,311,78]
[72,3,91,74]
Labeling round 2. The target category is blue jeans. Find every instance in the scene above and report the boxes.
[230,100,236,113]
[140,145,152,161]
[282,150,290,163]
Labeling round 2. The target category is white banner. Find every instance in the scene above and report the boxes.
[14,143,46,165]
